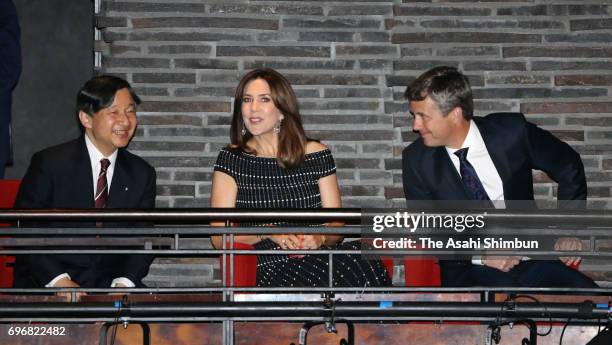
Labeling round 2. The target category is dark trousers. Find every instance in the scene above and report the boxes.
[440,260,598,287]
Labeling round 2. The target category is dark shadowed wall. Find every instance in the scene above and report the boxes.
[6,0,93,179]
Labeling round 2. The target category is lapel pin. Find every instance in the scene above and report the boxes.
[125,187,129,191]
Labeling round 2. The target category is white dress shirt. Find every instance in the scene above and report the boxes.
[46,134,135,288]
[445,120,506,265]
[85,134,117,197]
[445,120,505,205]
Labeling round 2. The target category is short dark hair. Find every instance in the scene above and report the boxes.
[76,75,141,117]
[230,68,308,168]
[404,66,473,120]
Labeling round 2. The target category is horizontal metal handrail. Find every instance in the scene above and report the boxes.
[0,301,608,320]
[0,249,609,258]
[1,286,609,294]
[0,226,362,235]
[0,208,612,258]
[0,208,361,222]
[1,209,610,302]
[0,316,606,324]
[0,208,611,226]
[0,226,610,235]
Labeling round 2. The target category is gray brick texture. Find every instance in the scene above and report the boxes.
[98,0,612,210]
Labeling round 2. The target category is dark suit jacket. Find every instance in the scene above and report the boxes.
[402,112,586,202]
[13,136,156,288]
[402,113,587,270]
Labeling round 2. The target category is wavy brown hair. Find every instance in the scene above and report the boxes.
[230,68,308,168]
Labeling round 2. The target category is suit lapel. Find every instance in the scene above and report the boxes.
[106,149,130,208]
[433,147,472,199]
[75,137,95,208]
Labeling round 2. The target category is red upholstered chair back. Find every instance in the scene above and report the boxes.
[220,242,257,287]
[0,179,20,209]
[404,256,441,287]
[0,179,20,288]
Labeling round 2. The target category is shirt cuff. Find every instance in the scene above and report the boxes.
[472,256,528,266]
[111,277,136,288]
[46,273,71,287]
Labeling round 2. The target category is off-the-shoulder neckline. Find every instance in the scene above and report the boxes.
[228,147,331,160]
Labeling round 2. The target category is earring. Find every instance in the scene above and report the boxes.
[241,125,247,136]
[273,120,281,134]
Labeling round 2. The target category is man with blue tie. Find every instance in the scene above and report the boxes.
[402,66,597,287]
[13,76,156,290]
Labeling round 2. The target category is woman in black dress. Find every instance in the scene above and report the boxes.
[210,68,391,288]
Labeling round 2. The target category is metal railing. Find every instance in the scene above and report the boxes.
[0,209,610,345]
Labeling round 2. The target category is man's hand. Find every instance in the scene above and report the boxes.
[554,237,583,267]
[53,277,86,302]
[482,256,521,272]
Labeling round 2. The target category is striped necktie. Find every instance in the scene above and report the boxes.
[94,158,111,208]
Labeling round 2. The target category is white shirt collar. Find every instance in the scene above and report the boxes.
[84,134,118,193]
[443,120,506,204]
[445,119,481,156]
[84,134,118,168]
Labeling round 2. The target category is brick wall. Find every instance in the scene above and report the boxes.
[98,0,612,209]
[97,0,612,287]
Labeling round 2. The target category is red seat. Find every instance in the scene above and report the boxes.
[220,242,257,287]
[0,179,20,288]
[404,256,441,287]
[0,179,20,209]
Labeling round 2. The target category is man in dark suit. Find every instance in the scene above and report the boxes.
[402,66,597,287]
[0,0,21,177]
[14,75,156,290]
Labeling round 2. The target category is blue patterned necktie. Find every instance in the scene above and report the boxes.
[454,148,491,201]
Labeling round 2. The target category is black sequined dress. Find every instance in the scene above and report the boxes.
[214,147,391,287]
